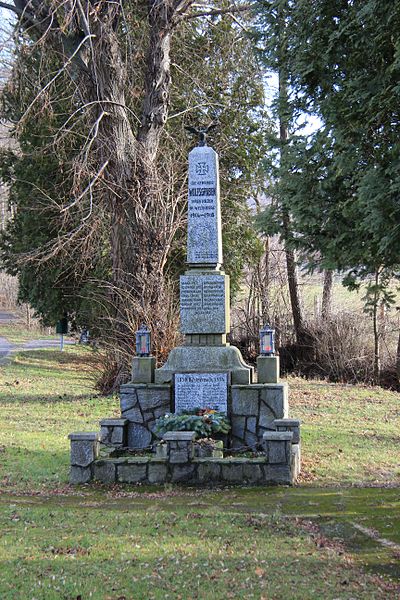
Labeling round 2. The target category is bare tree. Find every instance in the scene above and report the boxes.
[321,269,333,320]
[0,0,256,387]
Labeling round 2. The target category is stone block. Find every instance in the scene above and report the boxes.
[69,465,92,484]
[231,416,245,440]
[267,441,287,463]
[118,463,147,483]
[164,432,195,463]
[257,355,280,384]
[263,431,293,465]
[155,443,168,459]
[123,406,144,423]
[246,416,257,434]
[100,427,110,444]
[111,427,125,446]
[259,403,275,429]
[231,387,259,416]
[147,462,168,484]
[180,272,229,334]
[264,464,292,485]
[154,346,252,386]
[131,356,156,383]
[232,366,253,385]
[68,432,100,467]
[243,463,264,485]
[273,418,301,444]
[170,449,190,463]
[243,431,258,448]
[260,384,288,419]
[153,406,168,419]
[120,393,138,413]
[197,460,222,483]
[221,463,244,483]
[127,423,152,449]
[171,464,196,482]
[163,431,197,441]
[100,419,127,427]
[93,461,116,484]
[137,386,171,411]
[291,444,301,479]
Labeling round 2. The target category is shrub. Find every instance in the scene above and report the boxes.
[154,409,230,439]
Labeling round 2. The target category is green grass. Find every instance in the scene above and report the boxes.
[0,348,118,492]
[289,378,400,486]
[0,323,60,344]
[0,347,399,598]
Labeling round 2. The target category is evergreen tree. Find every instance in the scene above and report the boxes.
[257,1,400,380]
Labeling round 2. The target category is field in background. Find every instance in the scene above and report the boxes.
[0,347,399,598]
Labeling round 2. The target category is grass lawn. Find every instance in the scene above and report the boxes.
[0,347,399,599]
[0,322,63,345]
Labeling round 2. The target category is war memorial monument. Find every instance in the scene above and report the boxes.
[68,131,301,486]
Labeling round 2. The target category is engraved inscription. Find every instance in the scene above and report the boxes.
[174,372,228,414]
[187,146,222,265]
[180,275,227,333]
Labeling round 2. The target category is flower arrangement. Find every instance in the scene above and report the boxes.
[154,408,230,439]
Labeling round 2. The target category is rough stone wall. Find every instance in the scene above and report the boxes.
[91,456,295,486]
[118,382,288,449]
[230,384,288,447]
[119,383,171,448]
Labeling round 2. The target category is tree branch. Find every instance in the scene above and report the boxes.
[184,3,253,20]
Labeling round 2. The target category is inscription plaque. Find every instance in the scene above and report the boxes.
[187,146,222,266]
[174,372,228,414]
[180,274,228,333]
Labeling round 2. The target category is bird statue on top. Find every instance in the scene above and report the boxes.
[184,122,218,146]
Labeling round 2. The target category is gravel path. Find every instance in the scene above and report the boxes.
[0,337,16,361]
[0,337,75,364]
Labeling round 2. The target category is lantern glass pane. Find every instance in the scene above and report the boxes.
[261,331,273,354]
[140,335,147,354]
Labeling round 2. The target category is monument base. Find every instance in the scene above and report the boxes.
[154,345,253,385]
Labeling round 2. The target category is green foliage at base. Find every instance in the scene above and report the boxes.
[154,409,230,438]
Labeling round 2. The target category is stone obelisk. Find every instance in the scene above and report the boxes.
[154,133,252,393]
[180,143,229,343]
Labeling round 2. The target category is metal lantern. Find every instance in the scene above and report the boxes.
[260,324,275,356]
[135,324,151,357]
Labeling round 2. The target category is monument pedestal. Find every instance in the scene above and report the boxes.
[154,345,253,385]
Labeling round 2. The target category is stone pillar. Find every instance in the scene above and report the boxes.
[163,431,196,463]
[273,418,301,476]
[263,431,293,463]
[68,432,100,484]
[131,356,155,383]
[257,355,280,383]
[273,418,300,444]
[99,418,128,447]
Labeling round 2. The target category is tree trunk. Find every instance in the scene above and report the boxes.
[372,270,380,384]
[322,269,333,320]
[396,329,400,383]
[279,72,304,345]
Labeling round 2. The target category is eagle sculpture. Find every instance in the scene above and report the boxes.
[184,122,218,146]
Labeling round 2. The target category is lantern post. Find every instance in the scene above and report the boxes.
[132,324,155,383]
[257,324,280,384]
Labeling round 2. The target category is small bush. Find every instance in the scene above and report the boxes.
[299,312,375,384]
[154,409,231,439]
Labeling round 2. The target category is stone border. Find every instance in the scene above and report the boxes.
[69,428,301,486]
